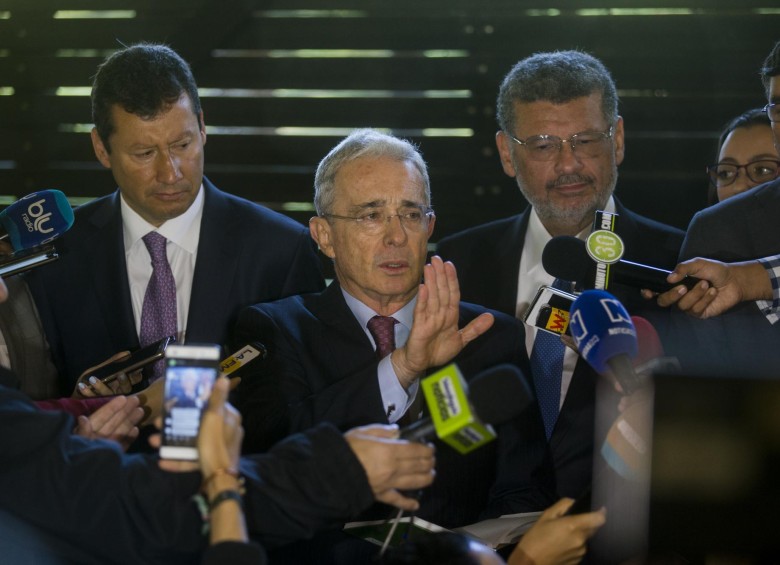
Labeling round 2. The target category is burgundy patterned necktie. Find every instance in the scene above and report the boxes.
[367,315,398,359]
[367,315,422,424]
[139,231,177,382]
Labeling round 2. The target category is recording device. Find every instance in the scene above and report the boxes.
[522,284,578,336]
[542,235,700,294]
[0,244,59,277]
[400,363,533,454]
[159,343,221,461]
[0,189,75,251]
[569,290,641,396]
[219,342,267,378]
[87,335,175,386]
[565,486,593,516]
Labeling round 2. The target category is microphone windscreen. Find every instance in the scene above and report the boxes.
[1,190,74,251]
[569,290,638,374]
[541,236,591,283]
[630,316,664,367]
[468,364,533,426]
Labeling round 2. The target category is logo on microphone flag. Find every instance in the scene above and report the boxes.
[420,364,496,454]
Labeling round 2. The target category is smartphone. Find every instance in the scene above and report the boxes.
[565,485,592,515]
[522,285,578,336]
[159,344,221,461]
[89,335,174,385]
[0,244,59,277]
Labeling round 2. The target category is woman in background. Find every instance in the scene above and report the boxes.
[707,108,779,204]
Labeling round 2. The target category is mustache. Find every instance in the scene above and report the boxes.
[546,174,594,189]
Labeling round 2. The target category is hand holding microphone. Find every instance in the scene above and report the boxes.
[542,235,700,294]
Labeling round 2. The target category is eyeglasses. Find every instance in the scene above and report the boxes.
[707,159,780,187]
[505,126,614,162]
[323,205,435,234]
[763,102,780,123]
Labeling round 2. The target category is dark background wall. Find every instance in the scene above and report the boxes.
[1,0,778,242]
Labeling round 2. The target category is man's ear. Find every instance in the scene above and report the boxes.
[198,110,207,145]
[613,115,626,166]
[495,130,517,177]
[91,128,111,169]
[309,216,336,259]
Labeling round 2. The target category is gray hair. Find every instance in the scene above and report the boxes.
[314,128,431,215]
[496,50,619,134]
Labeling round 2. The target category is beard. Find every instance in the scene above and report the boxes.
[513,155,618,230]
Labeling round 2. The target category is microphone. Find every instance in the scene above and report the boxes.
[631,315,681,378]
[0,189,74,251]
[400,363,532,454]
[600,394,651,482]
[569,290,641,396]
[542,235,699,294]
[219,342,268,378]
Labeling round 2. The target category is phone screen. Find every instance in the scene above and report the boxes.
[159,346,220,460]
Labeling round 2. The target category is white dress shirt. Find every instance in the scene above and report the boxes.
[123,185,204,344]
[516,196,616,408]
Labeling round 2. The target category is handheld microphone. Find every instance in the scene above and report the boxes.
[400,363,532,454]
[631,316,681,377]
[219,342,267,378]
[569,290,641,396]
[542,236,699,294]
[0,189,75,251]
[600,395,652,482]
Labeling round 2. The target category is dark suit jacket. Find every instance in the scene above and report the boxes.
[0,372,377,563]
[674,177,780,375]
[232,281,554,530]
[0,276,59,399]
[26,178,324,392]
[436,198,684,499]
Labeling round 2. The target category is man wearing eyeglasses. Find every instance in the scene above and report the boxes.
[230,128,553,564]
[650,40,780,375]
[437,51,685,503]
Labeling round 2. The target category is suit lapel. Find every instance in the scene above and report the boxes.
[187,180,242,340]
[86,193,138,348]
[495,212,530,315]
[306,282,381,373]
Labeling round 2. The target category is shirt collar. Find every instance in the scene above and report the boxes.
[121,184,205,253]
[341,287,417,332]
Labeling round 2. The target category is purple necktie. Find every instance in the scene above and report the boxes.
[367,315,398,359]
[139,231,177,382]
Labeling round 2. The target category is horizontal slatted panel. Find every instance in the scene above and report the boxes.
[0,1,778,239]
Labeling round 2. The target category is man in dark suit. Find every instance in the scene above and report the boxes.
[0,264,435,565]
[649,40,780,376]
[26,43,324,393]
[232,129,553,556]
[436,51,684,502]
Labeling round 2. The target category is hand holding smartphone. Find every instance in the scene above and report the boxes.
[159,344,221,461]
[88,335,175,386]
